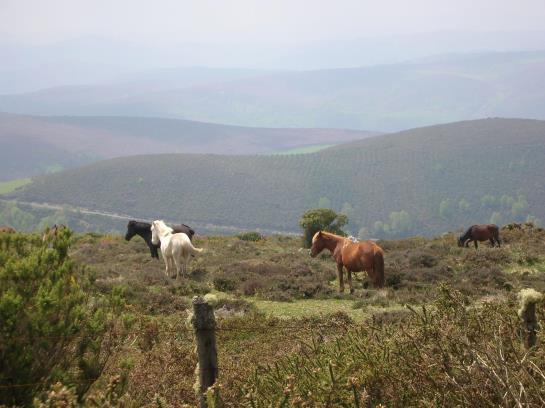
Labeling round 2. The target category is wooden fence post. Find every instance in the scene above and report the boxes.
[518,288,542,349]
[192,296,218,408]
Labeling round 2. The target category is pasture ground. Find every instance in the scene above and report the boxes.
[7,223,545,406]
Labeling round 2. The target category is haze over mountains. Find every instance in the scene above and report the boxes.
[10,118,545,237]
[2,30,545,93]
[2,50,545,131]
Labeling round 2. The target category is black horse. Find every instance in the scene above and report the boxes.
[125,220,195,259]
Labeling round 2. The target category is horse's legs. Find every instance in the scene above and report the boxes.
[336,264,345,293]
[347,270,354,294]
[173,256,181,280]
[489,238,495,247]
[168,256,176,278]
[474,241,478,249]
[495,233,501,247]
[465,240,471,247]
[164,255,170,276]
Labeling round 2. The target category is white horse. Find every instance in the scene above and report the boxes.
[151,220,203,279]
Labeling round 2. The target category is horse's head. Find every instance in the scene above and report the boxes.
[125,220,137,241]
[151,221,160,245]
[309,231,326,257]
[457,235,465,247]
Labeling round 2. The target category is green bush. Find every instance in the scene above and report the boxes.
[237,231,263,242]
[299,208,348,248]
[0,229,117,406]
[243,286,545,407]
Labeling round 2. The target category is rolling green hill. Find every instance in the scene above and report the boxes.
[10,118,545,237]
[0,112,377,180]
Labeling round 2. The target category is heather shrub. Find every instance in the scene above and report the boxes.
[237,231,263,242]
[243,286,545,407]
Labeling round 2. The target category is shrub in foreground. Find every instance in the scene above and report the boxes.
[243,286,545,407]
[0,230,120,406]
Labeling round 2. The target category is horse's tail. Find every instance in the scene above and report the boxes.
[491,224,501,246]
[187,240,204,255]
[373,246,385,288]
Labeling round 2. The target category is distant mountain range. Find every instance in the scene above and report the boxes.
[2,50,545,132]
[0,112,377,180]
[2,30,545,93]
[10,118,545,237]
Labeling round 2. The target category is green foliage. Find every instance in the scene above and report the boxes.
[243,287,545,407]
[299,208,348,248]
[0,200,35,231]
[371,210,414,238]
[0,229,116,406]
[439,198,456,219]
[511,195,529,221]
[0,178,32,195]
[458,198,470,212]
[480,194,498,209]
[10,119,545,237]
[237,231,263,242]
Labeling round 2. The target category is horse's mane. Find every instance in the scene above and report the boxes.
[460,225,476,239]
[154,220,174,234]
[313,230,345,242]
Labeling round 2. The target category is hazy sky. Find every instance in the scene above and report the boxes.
[2,0,545,45]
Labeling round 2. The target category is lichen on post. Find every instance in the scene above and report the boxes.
[518,288,543,349]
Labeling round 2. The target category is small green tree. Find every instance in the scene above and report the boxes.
[388,210,413,237]
[0,229,117,406]
[439,199,456,220]
[299,208,348,248]
[458,198,470,212]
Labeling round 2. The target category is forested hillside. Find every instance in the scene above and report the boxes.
[10,118,545,237]
[0,112,376,180]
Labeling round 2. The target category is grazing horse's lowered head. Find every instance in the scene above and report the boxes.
[458,227,472,247]
[125,220,139,241]
[458,224,501,249]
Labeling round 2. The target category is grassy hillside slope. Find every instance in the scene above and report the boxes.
[10,118,545,237]
[2,51,545,131]
[0,112,377,180]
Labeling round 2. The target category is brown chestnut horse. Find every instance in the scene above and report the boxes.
[310,231,384,292]
[0,226,16,234]
[458,224,501,249]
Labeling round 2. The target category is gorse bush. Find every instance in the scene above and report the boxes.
[237,231,264,242]
[0,229,119,406]
[244,286,545,407]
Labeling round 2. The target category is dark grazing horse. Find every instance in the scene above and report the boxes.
[125,220,195,259]
[458,224,501,249]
